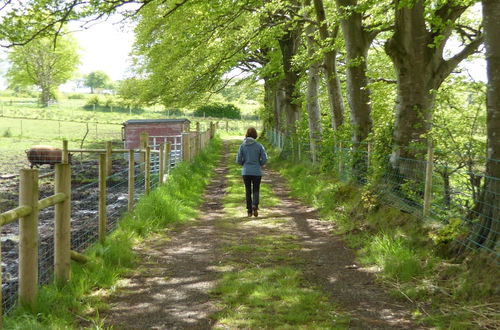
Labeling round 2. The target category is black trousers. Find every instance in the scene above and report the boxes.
[242,175,262,212]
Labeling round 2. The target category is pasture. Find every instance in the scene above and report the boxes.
[0,93,261,176]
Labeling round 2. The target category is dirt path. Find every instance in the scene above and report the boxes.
[100,144,230,329]
[262,171,423,329]
[100,141,422,329]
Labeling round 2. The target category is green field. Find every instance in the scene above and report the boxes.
[0,93,262,175]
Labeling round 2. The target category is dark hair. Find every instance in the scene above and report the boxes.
[245,127,258,139]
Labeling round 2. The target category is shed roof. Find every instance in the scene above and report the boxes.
[123,119,191,125]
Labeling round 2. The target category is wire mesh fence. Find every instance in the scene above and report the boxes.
[0,148,178,314]
[266,129,499,262]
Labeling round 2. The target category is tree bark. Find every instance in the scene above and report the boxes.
[313,0,344,130]
[263,77,283,132]
[278,26,302,136]
[304,2,323,163]
[469,0,500,250]
[336,0,375,178]
[336,0,373,144]
[385,0,482,176]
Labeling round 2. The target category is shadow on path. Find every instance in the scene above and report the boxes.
[100,143,230,330]
[263,171,424,329]
[99,141,423,329]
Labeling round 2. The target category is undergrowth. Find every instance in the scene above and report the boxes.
[3,138,223,329]
[268,147,499,329]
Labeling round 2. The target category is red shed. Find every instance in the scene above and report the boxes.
[122,119,191,150]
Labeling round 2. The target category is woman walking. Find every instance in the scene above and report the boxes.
[236,127,268,217]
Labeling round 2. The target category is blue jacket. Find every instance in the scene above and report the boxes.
[236,137,268,176]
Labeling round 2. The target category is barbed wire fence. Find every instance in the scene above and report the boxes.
[266,128,499,262]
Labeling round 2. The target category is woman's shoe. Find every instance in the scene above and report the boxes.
[252,206,258,217]
[248,212,253,217]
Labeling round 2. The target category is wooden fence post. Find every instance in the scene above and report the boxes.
[196,122,201,156]
[139,132,149,172]
[19,169,39,307]
[226,120,229,132]
[62,140,69,164]
[99,153,107,244]
[145,146,151,195]
[209,121,214,139]
[54,163,71,283]
[367,142,371,169]
[338,142,344,175]
[423,142,434,217]
[159,143,165,185]
[190,134,195,161]
[165,143,171,177]
[182,133,191,162]
[106,141,113,177]
[128,149,135,212]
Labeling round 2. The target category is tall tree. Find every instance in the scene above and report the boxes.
[312,0,344,130]
[468,0,500,250]
[276,16,303,135]
[385,0,483,174]
[304,0,323,163]
[83,71,110,94]
[335,0,382,177]
[7,35,80,107]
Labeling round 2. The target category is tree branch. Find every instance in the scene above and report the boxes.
[435,33,484,84]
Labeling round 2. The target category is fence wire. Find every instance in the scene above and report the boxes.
[267,129,499,262]
[1,148,181,314]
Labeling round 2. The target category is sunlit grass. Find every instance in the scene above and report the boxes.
[213,267,349,329]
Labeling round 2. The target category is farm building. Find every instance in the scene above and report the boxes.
[122,119,191,163]
[122,118,190,149]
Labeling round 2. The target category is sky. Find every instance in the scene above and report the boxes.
[0,17,135,91]
[63,19,136,91]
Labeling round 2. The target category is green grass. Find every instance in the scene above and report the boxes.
[213,267,348,329]
[3,138,223,329]
[209,140,350,329]
[0,94,260,180]
[267,145,500,329]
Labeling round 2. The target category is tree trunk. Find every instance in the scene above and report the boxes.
[304,5,322,163]
[278,26,302,136]
[385,1,434,176]
[263,77,282,132]
[386,0,482,177]
[442,165,451,209]
[469,0,500,250]
[336,0,374,178]
[313,0,344,130]
[40,86,51,108]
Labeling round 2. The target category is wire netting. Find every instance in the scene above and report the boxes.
[266,129,499,262]
[1,146,183,314]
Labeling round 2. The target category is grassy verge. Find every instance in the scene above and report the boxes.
[210,141,350,328]
[267,147,499,329]
[3,138,223,329]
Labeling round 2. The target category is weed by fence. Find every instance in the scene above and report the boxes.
[266,128,499,262]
